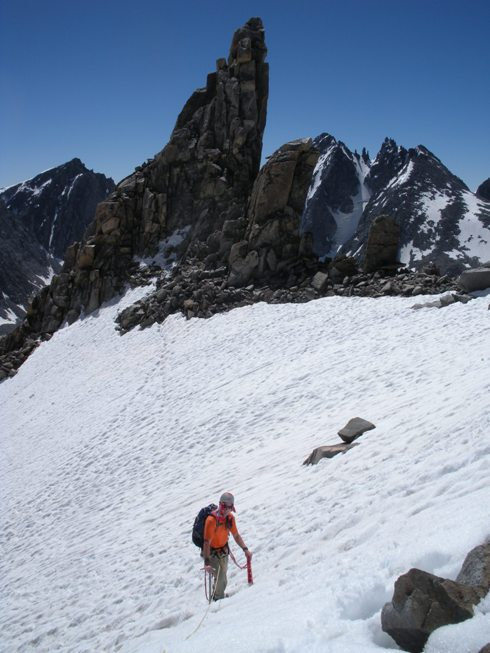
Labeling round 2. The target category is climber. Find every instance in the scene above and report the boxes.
[202,491,252,600]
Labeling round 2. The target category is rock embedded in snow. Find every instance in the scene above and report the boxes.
[478,645,490,653]
[303,442,358,465]
[458,267,490,292]
[338,417,375,443]
[381,567,485,653]
[456,541,490,592]
[411,293,473,310]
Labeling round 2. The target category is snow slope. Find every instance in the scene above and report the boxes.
[1,287,490,653]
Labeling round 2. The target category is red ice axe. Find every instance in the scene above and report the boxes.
[247,556,253,585]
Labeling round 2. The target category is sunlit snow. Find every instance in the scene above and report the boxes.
[1,288,489,653]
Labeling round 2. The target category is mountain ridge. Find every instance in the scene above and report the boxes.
[1,17,489,377]
[0,159,114,333]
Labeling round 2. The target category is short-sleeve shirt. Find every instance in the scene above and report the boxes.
[204,513,238,549]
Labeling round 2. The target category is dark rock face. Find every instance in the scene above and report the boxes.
[381,567,485,652]
[365,137,408,196]
[363,215,401,273]
[301,133,370,258]
[0,17,269,360]
[0,160,114,333]
[228,138,319,287]
[476,178,490,201]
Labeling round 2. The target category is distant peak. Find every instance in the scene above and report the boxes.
[381,137,399,152]
[313,133,338,151]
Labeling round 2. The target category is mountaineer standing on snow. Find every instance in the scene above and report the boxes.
[202,491,252,600]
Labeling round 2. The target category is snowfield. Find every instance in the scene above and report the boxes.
[1,287,490,653]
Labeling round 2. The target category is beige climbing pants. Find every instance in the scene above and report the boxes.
[209,551,229,600]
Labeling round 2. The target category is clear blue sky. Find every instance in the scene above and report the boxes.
[1,0,489,191]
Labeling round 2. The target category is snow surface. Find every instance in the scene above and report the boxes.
[1,288,490,653]
[0,305,18,326]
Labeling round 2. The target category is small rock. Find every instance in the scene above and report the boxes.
[311,271,329,292]
[338,417,376,443]
[303,443,359,465]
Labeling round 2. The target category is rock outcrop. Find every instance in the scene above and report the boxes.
[0,17,269,366]
[228,138,319,287]
[381,541,490,652]
[458,265,490,292]
[363,215,401,273]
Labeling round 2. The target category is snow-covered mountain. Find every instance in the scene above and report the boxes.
[303,135,490,273]
[0,159,114,333]
[1,284,489,653]
[301,133,371,258]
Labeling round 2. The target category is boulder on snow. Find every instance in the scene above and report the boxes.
[477,645,490,653]
[381,567,485,653]
[456,541,490,592]
[458,267,490,292]
[411,293,473,310]
[303,443,358,465]
[338,417,375,443]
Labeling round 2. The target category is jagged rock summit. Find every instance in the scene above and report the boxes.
[0,18,486,379]
[0,160,114,333]
[0,18,268,350]
[303,135,490,275]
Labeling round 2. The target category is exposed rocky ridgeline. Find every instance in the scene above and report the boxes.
[0,17,487,381]
[303,135,490,275]
[114,259,464,336]
[0,18,269,370]
[0,159,114,333]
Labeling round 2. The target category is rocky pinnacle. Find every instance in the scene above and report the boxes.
[0,18,269,359]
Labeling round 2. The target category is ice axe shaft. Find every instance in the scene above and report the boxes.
[247,557,253,585]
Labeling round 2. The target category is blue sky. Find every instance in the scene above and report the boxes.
[1,0,489,191]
